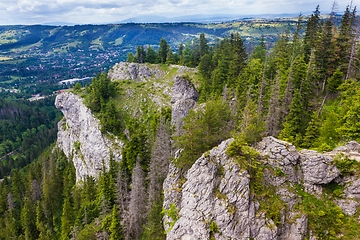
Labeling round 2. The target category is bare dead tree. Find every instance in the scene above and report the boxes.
[148,119,171,205]
[266,72,281,136]
[125,157,146,240]
[346,16,360,80]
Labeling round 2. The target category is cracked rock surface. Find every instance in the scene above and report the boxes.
[56,92,123,181]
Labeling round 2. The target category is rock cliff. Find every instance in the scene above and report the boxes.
[163,136,360,240]
[108,62,165,82]
[171,75,199,134]
[55,92,123,181]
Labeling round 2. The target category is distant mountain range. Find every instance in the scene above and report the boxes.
[40,13,312,26]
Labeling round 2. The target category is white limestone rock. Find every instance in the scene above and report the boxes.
[256,136,300,183]
[171,75,199,134]
[300,149,340,185]
[108,62,164,82]
[55,92,123,182]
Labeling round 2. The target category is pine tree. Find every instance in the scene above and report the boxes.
[336,5,356,75]
[326,68,344,93]
[175,99,233,168]
[304,5,321,63]
[228,33,247,85]
[266,73,281,136]
[279,89,305,145]
[316,17,335,83]
[250,36,266,62]
[166,47,175,64]
[158,38,169,63]
[135,46,146,63]
[109,205,123,240]
[199,32,208,58]
[21,197,38,240]
[127,52,135,63]
[60,197,72,240]
[145,47,159,64]
[198,53,214,98]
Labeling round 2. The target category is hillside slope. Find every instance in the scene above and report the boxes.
[53,62,360,239]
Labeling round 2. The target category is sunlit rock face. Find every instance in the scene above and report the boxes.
[55,92,123,182]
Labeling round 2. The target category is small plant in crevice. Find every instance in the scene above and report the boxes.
[161,203,179,232]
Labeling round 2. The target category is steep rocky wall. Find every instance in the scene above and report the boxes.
[171,75,199,134]
[55,92,123,181]
[163,136,360,240]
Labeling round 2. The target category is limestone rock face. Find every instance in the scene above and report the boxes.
[163,137,360,240]
[108,62,164,82]
[55,92,123,181]
[300,150,340,185]
[171,75,199,134]
[327,141,360,161]
[164,139,279,240]
[256,136,300,183]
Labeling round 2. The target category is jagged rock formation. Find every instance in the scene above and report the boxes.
[171,75,199,134]
[163,136,360,240]
[108,62,164,82]
[55,92,123,181]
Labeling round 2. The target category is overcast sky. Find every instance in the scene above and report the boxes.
[0,0,358,25]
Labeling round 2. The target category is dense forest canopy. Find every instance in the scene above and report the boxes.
[0,4,360,240]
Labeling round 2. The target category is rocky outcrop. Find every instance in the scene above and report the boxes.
[163,136,360,239]
[326,141,360,161]
[164,139,287,240]
[55,92,123,181]
[256,136,300,183]
[108,62,164,82]
[171,75,199,134]
[163,73,200,230]
[256,136,340,195]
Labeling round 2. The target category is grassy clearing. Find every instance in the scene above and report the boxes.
[0,59,26,65]
[10,41,42,52]
[0,56,12,61]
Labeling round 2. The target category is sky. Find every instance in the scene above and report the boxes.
[0,0,358,25]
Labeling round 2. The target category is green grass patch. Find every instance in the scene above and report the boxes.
[295,185,360,239]
[0,59,26,65]
[333,155,360,177]
[0,56,12,61]
[114,37,123,46]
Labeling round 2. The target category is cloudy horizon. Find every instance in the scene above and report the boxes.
[0,0,358,25]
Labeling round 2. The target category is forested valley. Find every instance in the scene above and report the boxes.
[1,4,360,240]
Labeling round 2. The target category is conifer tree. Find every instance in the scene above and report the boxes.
[126,52,135,63]
[109,205,123,240]
[20,197,37,239]
[61,197,72,240]
[135,46,146,63]
[316,17,335,83]
[145,46,159,64]
[166,47,175,64]
[336,5,356,75]
[228,33,247,85]
[175,99,233,168]
[158,38,169,63]
[304,5,321,62]
[199,32,208,57]
[266,73,281,136]
[279,89,305,145]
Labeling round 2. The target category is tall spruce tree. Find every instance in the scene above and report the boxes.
[158,38,169,64]
[304,5,321,63]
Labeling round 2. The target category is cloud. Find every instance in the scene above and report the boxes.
[0,0,359,25]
